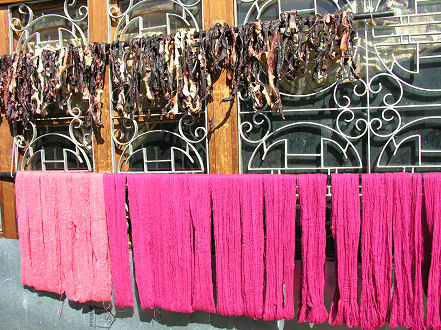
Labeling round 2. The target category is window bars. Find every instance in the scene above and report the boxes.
[236,0,441,174]
[108,0,209,173]
[9,0,93,172]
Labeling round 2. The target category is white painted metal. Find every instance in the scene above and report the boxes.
[107,0,208,173]
[9,0,92,172]
[236,0,441,173]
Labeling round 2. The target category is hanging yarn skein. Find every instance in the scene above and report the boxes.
[360,173,393,329]
[329,173,360,328]
[297,174,328,324]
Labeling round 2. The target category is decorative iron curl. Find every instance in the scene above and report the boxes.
[178,113,207,144]
[336,108,369,140]
[9,4,33,33]
[112,118,139,146]
[64,0,89,23]
[239,111,272,144]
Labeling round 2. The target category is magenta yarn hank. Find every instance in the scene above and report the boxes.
[127,174,154,310]
[389,173,424,329]
[103,174,134,307]
[211,175,244,316]
[360,174,393,330]
[239,175,265,319]
[424,173,441,329]
[329,173,360,328]
[128,174,193,313]
[297,174,328,324]
[189,175,216,313]
[263,175,296,321]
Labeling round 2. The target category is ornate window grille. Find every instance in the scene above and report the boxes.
[108,0,208,173]
[236,0,441,174]
[10,0,93,172]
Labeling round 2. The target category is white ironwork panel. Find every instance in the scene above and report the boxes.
[236,0,441,173]
[108,0,207,173]
[9,0,93,172]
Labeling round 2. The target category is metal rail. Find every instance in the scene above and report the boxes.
[107,10,396,47]
[192,11,395,38]
[0,172,15,181]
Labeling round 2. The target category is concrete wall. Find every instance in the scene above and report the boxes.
[0,238,398,330]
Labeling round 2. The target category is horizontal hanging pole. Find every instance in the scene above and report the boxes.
[0,172,15,181]
[192,10,395,39]
[353,10,395,20]
[109,10,395,48]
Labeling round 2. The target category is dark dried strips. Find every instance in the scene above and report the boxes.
[220,10,359,115]
[110,30,203,119]
[0,42,107,126]
[0,10,358,124]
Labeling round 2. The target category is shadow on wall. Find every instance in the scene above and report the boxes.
[0,238,400,330]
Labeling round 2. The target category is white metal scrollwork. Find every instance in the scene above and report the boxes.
[236,0,441,173]
[9,0,92,172]
[108,0,208,173]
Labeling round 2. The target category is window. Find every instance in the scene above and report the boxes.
[10,0,93,172]
[236,0,441,174]
[108,0,208,173]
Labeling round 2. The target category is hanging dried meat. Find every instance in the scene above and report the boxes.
[0,9,358,124]
[219,10,359,116]
[0,42,107,126]
[109,29,205,119]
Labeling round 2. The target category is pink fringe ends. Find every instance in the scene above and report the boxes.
[298,305,329,324]
[263,175,296,321]
[297,174,328,324]
[329,300,360,328]
[360,174,393,330]
[424,173,441,329]
[329,173,360,328]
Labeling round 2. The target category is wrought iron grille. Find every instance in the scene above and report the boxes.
[108,0,208,173]
[9,0,93,172]
[236,0,441,174]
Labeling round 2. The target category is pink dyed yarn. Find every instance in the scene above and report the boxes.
[63,173,112,302]
[297,174,328,324]
[189,175,216,313]
[239,175,265,319]
[127,174,154,309]
[329,173,360,328]
[263,175,296,321]
[424,173,441,329]
[360,173,393,330]
[16,171,62,294]
[388,173,424,329]
[15,171,33,288]
[87,173,113,302]
[16,172,112,303]
[128,174,193,313]
[211,175,243,316]
[103,174,134,307]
